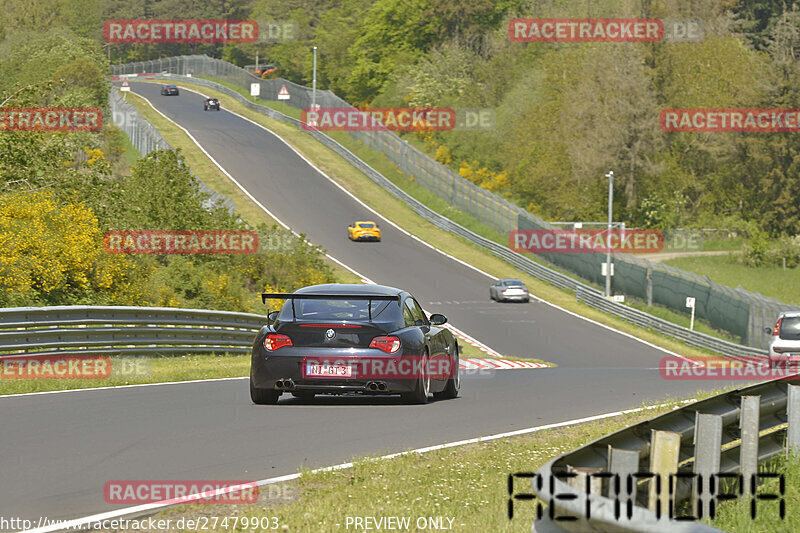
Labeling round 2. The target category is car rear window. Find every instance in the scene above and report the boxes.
[278,298,400,322]
[780,317,800,340]
[503,279,523,286]
[358,223,375,228]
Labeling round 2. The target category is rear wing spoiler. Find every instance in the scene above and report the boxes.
[261,293,401,322]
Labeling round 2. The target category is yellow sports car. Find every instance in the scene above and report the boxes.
[347,221,381,242]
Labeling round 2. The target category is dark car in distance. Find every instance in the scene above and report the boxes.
[204,97,220,111]
[160,85,179,96]
[250,284,460,405]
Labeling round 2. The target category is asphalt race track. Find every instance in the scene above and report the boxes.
[0,82,759,527]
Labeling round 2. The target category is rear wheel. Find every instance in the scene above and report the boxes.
[402,353,430,405]
[434,344,460,400]
[250,378,279,405]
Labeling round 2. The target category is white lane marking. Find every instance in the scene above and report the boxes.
[21,400,693,533]
[442,323,502,358]
[0,377,247,399]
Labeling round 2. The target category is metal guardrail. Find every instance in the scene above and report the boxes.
[0,306,266,357]
[528,380,800,532]
[130,73,767,360]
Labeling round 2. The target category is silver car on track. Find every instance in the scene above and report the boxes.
[764,311,800,368]
[489,279,530,303]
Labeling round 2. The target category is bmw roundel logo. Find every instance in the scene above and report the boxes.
[325,328,336,339]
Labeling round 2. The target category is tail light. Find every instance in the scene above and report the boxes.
[264,333,292,351]
[772,318,782,336]
[370,336,401,353]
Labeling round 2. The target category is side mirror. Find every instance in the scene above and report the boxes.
[268,311,280,324]
[429,313,447,326]
[764,327,773,335]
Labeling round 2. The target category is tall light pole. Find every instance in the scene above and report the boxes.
[605,170,614,298]
[311,46,318,118]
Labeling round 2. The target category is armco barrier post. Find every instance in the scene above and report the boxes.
[740,396,760,494]
[648,430,681,516]
[693,413,722,518]
[789,384,800,456]
[566,465,602,495]
[608,446,639,504]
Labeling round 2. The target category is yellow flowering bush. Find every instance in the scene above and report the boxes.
[458,160,511,193]
[0,190,143,306]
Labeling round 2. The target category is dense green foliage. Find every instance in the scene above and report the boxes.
[0,24,335,310]
[5,0,800,309]
[5,0,794,235]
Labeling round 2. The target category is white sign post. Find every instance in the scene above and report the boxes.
[278,85,290,100]
[686,297,696,330]
[120,79,130,92]
[307,103,320,127]
[250,83,261,97]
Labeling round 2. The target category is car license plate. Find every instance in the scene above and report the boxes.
[306,363,351,377]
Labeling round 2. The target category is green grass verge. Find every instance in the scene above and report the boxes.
[626,299,740,343]
[152,79,736,361]
[0,353,248,395]
[123,390,732,533]
[708,454,800,532]
[119,129,141,168]
[665,254,800,306]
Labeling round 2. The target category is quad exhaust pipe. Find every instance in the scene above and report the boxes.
[366,381,388,392]
[275,378,295,391]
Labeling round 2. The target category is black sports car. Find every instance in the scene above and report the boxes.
[160,85,179,96]
[204,97,220,111]
[250,284,460,405]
